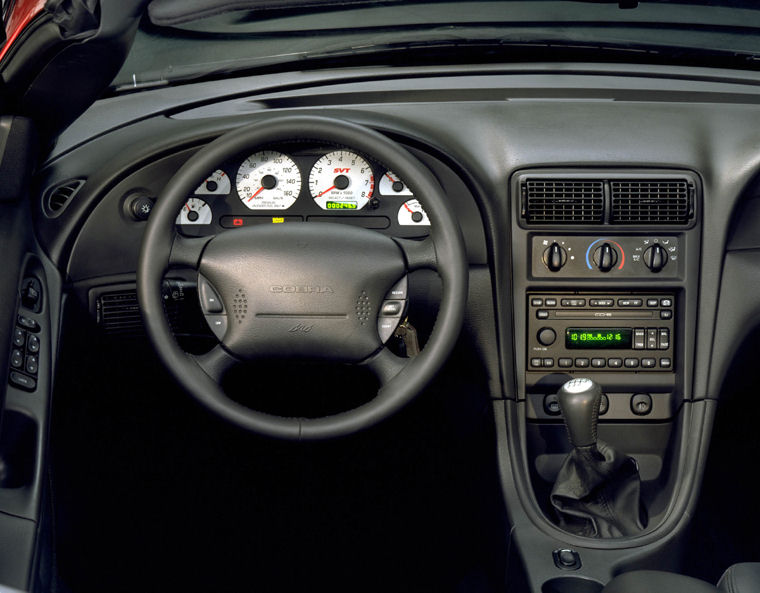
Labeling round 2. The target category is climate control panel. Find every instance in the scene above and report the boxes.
[532,235,680,278]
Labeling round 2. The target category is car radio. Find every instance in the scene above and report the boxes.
[527,293,675,373]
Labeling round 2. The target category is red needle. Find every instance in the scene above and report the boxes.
[317,185,336,198]
[404,202,414,213]
[385,173,395,182]
[186,203,191,212]
[247,187,265,201]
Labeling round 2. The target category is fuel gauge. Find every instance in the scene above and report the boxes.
[397,199,430,226]
[176,198,212,225]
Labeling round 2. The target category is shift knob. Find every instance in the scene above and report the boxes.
[557,378,602,448]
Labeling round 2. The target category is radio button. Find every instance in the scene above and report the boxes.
[633,329,646,349]
[542,358,555,368]
[641,358,656,368]
[618,298,643,307]
[646,298,659,307]
[537,310,549,319]
[659,329,670,349]
[537,328,557,346]
[660,310,673,320]
[625,358,640,368]
[589,298,614,307]
[575,358,590,368]
[545,298,558,307]
[607,358,623,368]
[531,297,543,307]
[591,358,606,368]
[647,329,658,349]
[561,298,586,307]
[660,358,672,369]
[558,358,573,368]
[660,298,673,307]
[530,358,543,368]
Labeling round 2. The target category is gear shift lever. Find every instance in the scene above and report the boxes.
[550,378,646,538]
[557,378,602,449]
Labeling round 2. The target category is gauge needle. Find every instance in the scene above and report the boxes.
[317,185,336,198]
[247,187,265,201]
[385,173,395,182]
[404,203,414,213]
[186,204,191,212]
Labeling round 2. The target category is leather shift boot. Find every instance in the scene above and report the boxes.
[550,440,647,538]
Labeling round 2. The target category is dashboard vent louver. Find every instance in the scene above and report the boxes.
[97,289,182,337]
[522,180,604,224]
[611,180,693,224]
[45,178,85,217]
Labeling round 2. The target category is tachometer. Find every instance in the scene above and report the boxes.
[195,170,230,195]
[309,150,374,210]
[176,198,212,225]
[236,151,301,210]
[379,171,413,196]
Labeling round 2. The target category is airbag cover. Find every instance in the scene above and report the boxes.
[198,222,405,361]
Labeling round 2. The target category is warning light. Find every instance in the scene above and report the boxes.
[232,218,244,227]
[272,217,285,224]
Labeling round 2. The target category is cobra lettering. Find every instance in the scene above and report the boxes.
[270,285,334,294]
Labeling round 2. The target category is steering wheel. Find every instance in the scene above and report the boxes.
[137,115,468,440]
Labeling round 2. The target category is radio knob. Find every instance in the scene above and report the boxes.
[593,242,618,273]
[643,244,668,273]
[538,327,557,346]
[543,242,567,272]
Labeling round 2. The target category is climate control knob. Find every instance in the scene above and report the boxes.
[543,242,567,272]
[593,242,618,273]
[643,244,668,273]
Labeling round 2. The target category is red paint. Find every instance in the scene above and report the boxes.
[333,168,350,174]
[1,0,47,62]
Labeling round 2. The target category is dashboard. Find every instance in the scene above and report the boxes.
[12,61,760,593]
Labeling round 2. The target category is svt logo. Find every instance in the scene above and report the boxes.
[333,168,350,173]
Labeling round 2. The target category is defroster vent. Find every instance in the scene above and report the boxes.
[611,180,693,224]
[522,180,604,224]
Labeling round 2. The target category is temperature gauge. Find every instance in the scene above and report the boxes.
[176,198,212,225]
[397,199,430,226]
[195,170,230,195]
[379,171,412,196]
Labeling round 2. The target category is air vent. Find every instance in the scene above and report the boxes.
[96,287,183,337]
[522,180,604,224]
[45,179,85,217]
[96,291,144,336]
[611,180,693,224]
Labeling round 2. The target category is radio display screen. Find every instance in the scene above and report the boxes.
[566,328,633,349]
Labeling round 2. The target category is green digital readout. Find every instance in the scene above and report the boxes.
[565,328,633,349]
[325,201,357,210]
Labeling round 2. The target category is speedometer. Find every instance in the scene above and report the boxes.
[236,151,301,210]
[309,150,374,210]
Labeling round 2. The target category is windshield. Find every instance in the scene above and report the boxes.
[112,0,760,91]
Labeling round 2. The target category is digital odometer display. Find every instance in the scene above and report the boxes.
[566,328,632,349]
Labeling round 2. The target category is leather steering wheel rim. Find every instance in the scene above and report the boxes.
[137,115,468,440]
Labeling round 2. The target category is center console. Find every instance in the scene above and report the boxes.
[501,169,703,592]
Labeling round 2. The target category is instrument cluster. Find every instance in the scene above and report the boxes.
[175,144,432,238]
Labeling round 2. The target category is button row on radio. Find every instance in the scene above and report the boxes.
[530,357,672,370]
[589,299,614,307]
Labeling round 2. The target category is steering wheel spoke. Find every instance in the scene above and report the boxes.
[395,236,437,272]
[191,345,240,383]
[362,347,408,387]
[169,234,212,269]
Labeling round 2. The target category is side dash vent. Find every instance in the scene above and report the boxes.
[44,179,85,217]
[522,180,604,224]
[611,180,693,224]
[96,290,146,337]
